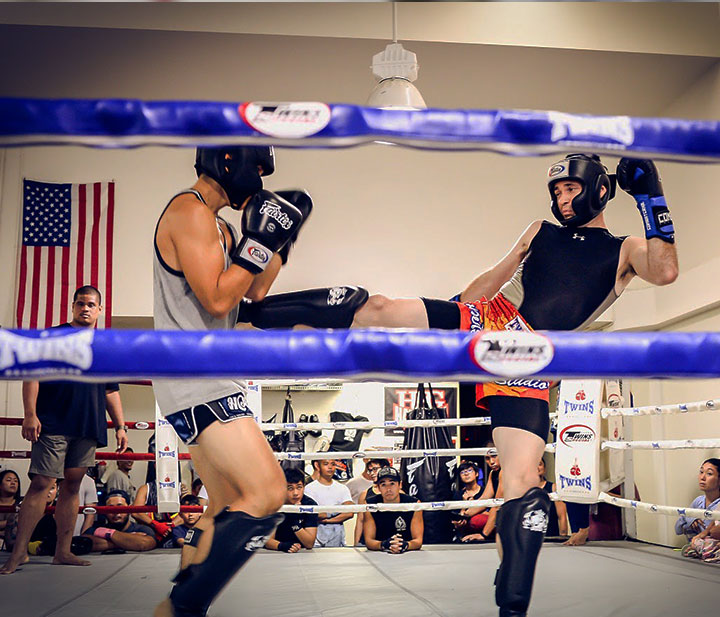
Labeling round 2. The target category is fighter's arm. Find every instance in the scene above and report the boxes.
[363,513,382,551]
[245,255,282,301]
[294,524,317,549]
[459,220,543,302]
[619,236,678,289]
[167,196,256,319]
[407,511,424,551]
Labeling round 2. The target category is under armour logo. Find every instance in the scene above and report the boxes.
[572,233,585,241]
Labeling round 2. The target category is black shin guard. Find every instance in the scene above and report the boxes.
[169,508,283,617]
[237,286,369,329]
[495,487,551,617]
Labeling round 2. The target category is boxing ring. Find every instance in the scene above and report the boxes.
[1,99,720,617]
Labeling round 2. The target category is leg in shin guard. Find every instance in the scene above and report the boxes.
[237,286,369,329]
[494,487,551,617]
[169,508,283,617]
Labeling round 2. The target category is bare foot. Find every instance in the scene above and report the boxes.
[563,529,589,546]
[0,554,29,575]
[52,553,91,567]
[153,598,175,617]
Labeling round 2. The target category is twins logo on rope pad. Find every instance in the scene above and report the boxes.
[469,331,554,377]
[0,329,94,374]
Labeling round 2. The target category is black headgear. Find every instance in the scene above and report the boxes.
[547,153,616,227]
[195,146,275,210]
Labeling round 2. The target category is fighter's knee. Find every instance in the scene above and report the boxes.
[265,483,286,514]
[354,294,391,327]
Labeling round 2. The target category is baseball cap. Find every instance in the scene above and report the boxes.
[375,466,401,484]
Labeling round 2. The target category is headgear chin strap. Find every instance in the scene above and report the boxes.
[547,153,616,227]
[195,146,275,210]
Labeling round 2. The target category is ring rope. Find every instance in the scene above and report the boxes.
[601,439,720,451]
[5,328,720,382]
[601,399,720,418]
[599,492,720,522]
[2,97,720,162]
[0,446,553,462]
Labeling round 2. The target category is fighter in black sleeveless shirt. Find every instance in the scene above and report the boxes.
[236,155,679,616]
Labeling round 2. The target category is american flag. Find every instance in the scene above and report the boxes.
[16,180,115,329]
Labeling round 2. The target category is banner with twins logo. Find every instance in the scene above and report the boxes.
[555,380,602,503]
[155,402,180,514]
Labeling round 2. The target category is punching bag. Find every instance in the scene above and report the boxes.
[400,383,455,543]
[279,391,305,473]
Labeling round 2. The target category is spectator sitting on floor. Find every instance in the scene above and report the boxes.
[450,460,484,542]
[0,470,21,548]
[458,444,503,543]
[133,479,180,548]
[83,490,156,553]
[266,468,318,553]
[538,457,568,539]
[682,520,720,563]
[676,458,720,542]
[365,467,423,553]
[104,448,136,501]
[74,470,98,537]
[353,459,391,546]
[303,460,353,547]
[190,478,203,498]
[172,494,202,548]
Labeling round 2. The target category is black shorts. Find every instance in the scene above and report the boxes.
[165,392,254,445]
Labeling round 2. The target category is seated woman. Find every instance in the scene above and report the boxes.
[676,458,720,543]
[683,520,720,563]
[0,470,21,550]
[537,457,568,540]
[458,444,502,543]
[450,460,483,542]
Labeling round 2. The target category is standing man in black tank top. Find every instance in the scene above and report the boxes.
[237,154,678,617]
[152,146,311,617]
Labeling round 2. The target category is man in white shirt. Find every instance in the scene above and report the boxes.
[104,448,137,501]
[304,460,353,547]
[73,472,98,536]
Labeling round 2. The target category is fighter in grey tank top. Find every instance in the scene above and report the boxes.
[152,189,247,415]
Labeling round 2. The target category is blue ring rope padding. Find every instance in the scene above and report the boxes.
[2,328,720,383]
[0,98,719,162]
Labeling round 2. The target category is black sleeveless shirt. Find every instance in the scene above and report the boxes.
[367,493,417,542]
[500,221,626,331]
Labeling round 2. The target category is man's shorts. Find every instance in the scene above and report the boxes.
[29,434,98,479]
[166,391,254,446]
[456,294,550,407]
[314,523,345,548]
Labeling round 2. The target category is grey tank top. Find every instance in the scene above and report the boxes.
[152,189,246,415]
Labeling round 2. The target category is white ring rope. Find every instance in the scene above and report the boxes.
[274,445,556,461]
[599,492,720,522]
[601,398,720,418]
[260,417,491,431]
[279,498,505,514]
[602,439,720,451]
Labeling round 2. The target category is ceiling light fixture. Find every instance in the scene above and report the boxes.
[366,4,426,110]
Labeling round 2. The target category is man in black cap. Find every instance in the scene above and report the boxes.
[364,467,423,553]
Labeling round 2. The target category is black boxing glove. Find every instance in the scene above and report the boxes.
[380,538,393,552]
[232,190,304,274]
[397,539,409,553]
[277,541,294,553]
[617,158,674,243]
[275,190,314,265]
